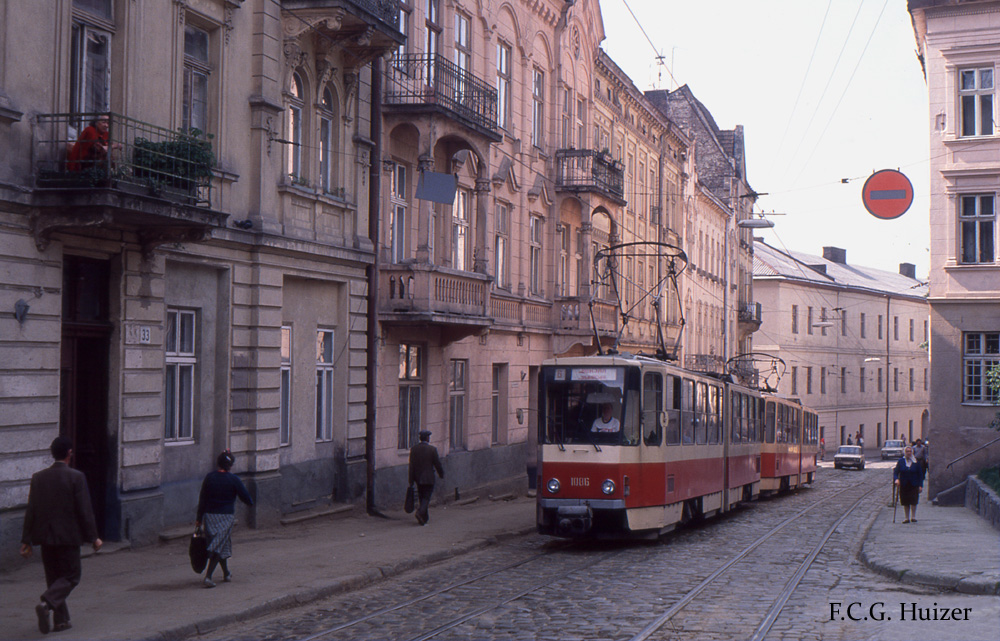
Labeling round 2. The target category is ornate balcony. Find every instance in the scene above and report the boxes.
[554,149,626,205]
[738,301,762,331]
[381,264,492,342]
[281,1,404,63]
[384,54,501,141]
[31,112,227,253]
[685,353,726,376]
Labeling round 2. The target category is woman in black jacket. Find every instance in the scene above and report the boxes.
[893,445,926,524]
[196,451,253,587]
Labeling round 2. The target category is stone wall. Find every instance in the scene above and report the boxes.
[965,475,1000,532]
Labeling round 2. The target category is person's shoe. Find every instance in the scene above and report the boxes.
[35,603,51,634]
[911,518,917,522]
[902,519,910,523]
[53,622,72,633]
[203,577,216,588]
[223,572,232,583]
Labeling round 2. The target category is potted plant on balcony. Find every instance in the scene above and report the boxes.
[132,128,215,196]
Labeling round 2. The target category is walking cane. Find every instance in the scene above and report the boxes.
[892,481,898,524]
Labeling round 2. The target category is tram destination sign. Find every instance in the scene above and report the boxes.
[861,169,913,220]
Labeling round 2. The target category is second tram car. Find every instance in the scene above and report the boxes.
[536,353,818,539]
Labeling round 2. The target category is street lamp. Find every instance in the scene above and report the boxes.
[737,218,775,229]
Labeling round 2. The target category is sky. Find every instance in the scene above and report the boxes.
[599,0,930,278]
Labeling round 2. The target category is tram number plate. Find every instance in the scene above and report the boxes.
[570,477,590,487]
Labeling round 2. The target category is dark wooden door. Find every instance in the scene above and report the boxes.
[61,256,112,537]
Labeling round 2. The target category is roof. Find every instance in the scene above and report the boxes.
[753,241,928,299]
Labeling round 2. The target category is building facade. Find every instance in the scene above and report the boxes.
[0,0,400,560]
[909,0,1000,495]
[753,243,930,454]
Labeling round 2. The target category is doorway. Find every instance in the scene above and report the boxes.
[60,256,112,538]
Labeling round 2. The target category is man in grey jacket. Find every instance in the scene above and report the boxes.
[408,430,444,525]
[20,436,103,634]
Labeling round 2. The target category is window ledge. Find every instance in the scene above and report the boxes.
[943,261,999,271]
[278,181,356,208]
[942,134,1000,146]
[165,439,195,447]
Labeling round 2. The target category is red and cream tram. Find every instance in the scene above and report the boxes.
[536,353,817,539]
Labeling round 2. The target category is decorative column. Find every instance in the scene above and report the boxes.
[415,154,434,263]
[473,176,491,274]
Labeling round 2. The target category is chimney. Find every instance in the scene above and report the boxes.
[899,263,916,279]
[822,247,847,264]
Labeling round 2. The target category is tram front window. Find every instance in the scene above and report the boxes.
[540,366,639,446]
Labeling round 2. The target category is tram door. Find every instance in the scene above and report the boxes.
[640,372,664,505]
[60,256,113,538]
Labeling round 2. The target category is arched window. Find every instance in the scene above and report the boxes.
[319,86,336,194]
[286,71,305,182]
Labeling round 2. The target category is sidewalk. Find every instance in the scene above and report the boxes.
[1,495,536,641]
[860,490,1000,595]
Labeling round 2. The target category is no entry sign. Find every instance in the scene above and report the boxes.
[861,169,913,220]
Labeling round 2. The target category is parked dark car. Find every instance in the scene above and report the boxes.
[881,439,906,460]
[834,445,865,470]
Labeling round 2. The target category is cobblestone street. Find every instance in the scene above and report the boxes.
[190,463,999,641]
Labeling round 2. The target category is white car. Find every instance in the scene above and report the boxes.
[881,439,906,460]
[834,445,865,470]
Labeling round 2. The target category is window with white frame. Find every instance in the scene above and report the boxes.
[286,71,305,182]
[561,86,573,148]
[319,87,336,194]
[529,215,543,295]
[315,330,335,441]
[70,17,111,119]
[425,0,439,61]
[449,359,467,449]
[959,194,995,264]
[454,12,469,74]
[531,67,544,147]
[391,163,408,262]
[963,332,1000,403]
[496,42,511,130]
[452,187,470,270]
[791,304,798,334]
[165,309,196,441]
[575,228,585,297]
[577,96,586,148]
[182,24,211,133]
[495,202,510,288]
[959,67,994,137]
[395,2,411,63]
[280,325,292,446]
[398,344,423,449]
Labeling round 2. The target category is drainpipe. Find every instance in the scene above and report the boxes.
[366,57,383,515]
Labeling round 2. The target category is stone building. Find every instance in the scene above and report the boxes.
[646,86,761,381]
[753,242,930,454]
[909,0,1000,496]
[0,0,399,560]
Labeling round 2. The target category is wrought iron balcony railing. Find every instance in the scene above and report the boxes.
[33,113,216,207]
[384,54,500,138]
[554,149,625,204]
[348,0,400,29]
[738,301,762,324]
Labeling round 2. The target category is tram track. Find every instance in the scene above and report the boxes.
[192,477,877,641]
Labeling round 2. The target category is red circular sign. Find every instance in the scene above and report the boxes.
[862,169,913,220]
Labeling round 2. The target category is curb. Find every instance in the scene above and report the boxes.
[140,525,537,640]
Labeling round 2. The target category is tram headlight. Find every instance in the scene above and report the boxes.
[601,479,616,495]
[546,478,561,494]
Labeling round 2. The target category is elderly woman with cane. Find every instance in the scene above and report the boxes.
[196,450,253,587]
[893,445,926,524]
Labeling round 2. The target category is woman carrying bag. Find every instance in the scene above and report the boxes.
[196,451,253,588]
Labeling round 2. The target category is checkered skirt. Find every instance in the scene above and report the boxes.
[203,512,235,559]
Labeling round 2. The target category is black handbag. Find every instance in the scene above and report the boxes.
[189,528,208,573]
[404,484,415,514]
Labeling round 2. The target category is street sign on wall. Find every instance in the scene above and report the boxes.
[861,169,914,220]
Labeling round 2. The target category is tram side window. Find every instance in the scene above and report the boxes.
[681,379,695,444]
[742,395,751,443]
[642,372,663,446]
[765,401,776,443]
[695,382,708,444]
[793,408,801,444]
[708,385,720,444]
[665,375,681,444]
[730,393,740,444]
[738,394,748,443]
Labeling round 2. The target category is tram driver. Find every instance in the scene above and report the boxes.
[591,403,620,433]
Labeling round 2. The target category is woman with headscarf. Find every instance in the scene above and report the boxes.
[893,445,926,524]
[196,450,253,587]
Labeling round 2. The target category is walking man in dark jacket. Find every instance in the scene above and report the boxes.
[20,436,103,634]
[408,430,444,525]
